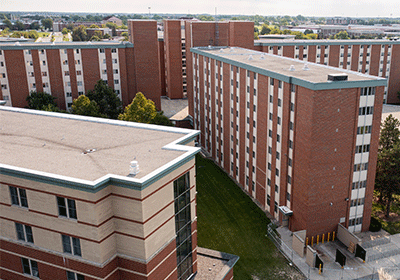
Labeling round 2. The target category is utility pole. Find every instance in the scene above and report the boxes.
[148,7,151,18]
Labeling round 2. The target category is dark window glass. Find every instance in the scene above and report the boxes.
[57,197,67,217]
[10,186,19,205]
[16,223,25,241]
[22,258,31,274]
[25,225,34,243]
[62,235,72,254]
[19,188,28,207]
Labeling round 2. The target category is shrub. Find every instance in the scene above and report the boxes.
[370,217,382,232]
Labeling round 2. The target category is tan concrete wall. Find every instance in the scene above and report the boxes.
[306,245,316,267]
[292,231,305,257]
[337,223,361,248]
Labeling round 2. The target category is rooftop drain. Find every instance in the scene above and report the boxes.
[289,65,295,71]
[248,55,253,60]
[260,54,265,59]
[302,64,310,71]
[83,148,96,154]
[328,73,348,81]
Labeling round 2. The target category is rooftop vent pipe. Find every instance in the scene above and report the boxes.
[129,160,140,176]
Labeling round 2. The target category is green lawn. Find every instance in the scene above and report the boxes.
[196,155,304,279]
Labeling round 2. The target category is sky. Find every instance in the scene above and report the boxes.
[2,0,399,18]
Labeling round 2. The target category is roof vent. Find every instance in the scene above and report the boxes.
[219,48,224,52]
[129,160,140,176]
[302,64,310,71]
[15,41,21,46]
[289,65,295,71]
[328,73,348,81]
[260,54,265,59]
[208,45,212,49]
[229,47,235,52]
[83,148,96,154]
[248,55,253,60]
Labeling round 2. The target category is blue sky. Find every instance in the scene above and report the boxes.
[2,0,399,18]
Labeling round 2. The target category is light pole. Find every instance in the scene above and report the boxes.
[148,7,151,18]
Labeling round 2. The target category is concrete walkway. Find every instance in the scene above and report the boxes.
[276,227,400,279]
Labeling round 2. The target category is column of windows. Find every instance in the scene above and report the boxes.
[286,84,296,209]
[0,50,11,105]
[349,86,375,233]
[252,73,258,197]
[266,77,274,212]
[339,45,345,69]
[39,49,51,95]
[74,48,85,97]
[245,70,251,192]
[235,66,240,182]
[60,49,72,108]
[24,49,36,93]
[302,46,308,61]
[111,48,121,99]
[229,65,234,176]
[358,45,364,73]
[274,80,283,220]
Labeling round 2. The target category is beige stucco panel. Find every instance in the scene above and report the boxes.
[144,219,176,259]
[0,218,17,240]
[112,196,143,221]
[143,204,174,238]
[116,234,146,260]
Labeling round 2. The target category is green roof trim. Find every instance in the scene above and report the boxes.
[0,42,134,51]
[254,40,400,47]
[190,47,387,90]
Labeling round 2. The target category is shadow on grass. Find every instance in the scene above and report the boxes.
[196,154,304,280]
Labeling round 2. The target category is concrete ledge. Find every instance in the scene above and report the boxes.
[194,247,239,280]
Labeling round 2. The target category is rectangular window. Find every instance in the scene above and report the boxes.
[276,168,280,176]
[274,201,278,213]
[62,235,81,256]
[22,258,39,277]
[287,192,291,202]
[76,70,82,75]
[111,48,117,53]
[100,49,105,53]
[15,223,34,243]
[42,61,46,66]
[67,271,85,280]
[114,80,119,84]
[57,197,77,219]
[267,194,271,206]
[270,79,274,86]
[63,60,68,65]
[9,186,28,208]
[42,71,47,77]
[113,59,117,64]
[76,60,81,65]
[64,71,70,76]
[288,158,292,167]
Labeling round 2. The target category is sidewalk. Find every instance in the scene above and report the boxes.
[275,227,400,279]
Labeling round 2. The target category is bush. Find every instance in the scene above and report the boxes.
[370,217,382,232]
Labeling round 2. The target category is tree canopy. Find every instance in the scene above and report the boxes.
[86,80,122,119]
[375,114,400,217]
[118,92,173,126]
[334,31,350,40]
[72,25,87,41]
[41,18,53,30]
[26,91,57,110]
[71,95,104,117]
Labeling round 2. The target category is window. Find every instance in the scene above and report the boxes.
[287,192,291,202]
[278,98,281,107]
[100,49,105,53]
[278,81,282,89]
[269,95,273,103]
[114,79,119,84]
[43,82,49,88]
[289,122,293,130]
[268,162,271,170]
[113,59,117,64]
[276,168,280,176]
[57,197,77,219]
[42,71,47,77]
[63,60,68,65]
[269,129,272,137]
[173,172,193,280]
[76,70,82,75]
[65,71,70,76]
[102,69,107,75]
[288,158,292,167]
[269,113,273,120]
[357,125,372,134]
[267,194,271,206]
[76,60,81,65]
[22,258,39,277]
[67,271,85,280]
[277,134,280,143]
[111,48,117,53]
[276,151,280,160]
[62,234,82,256]
[75,49,80,54]
[9,186,28,208]
[15,223,34,243]
[270,79,274,86]
[1,73,4,78]
[274,201,278,213]
[275,184,279,193]
[78,91,84,96]
[277,117,281,125]
[77,81,83,86]
[1,84,7,90]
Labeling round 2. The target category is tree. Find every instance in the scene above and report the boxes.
[375,143,400,218]
[86,80,122,119]
[304,29,314,35]
[121,31,128,41]
[26,91,57,110]
[30,22,40,30]
[119,92,173,126]
[15,21,25,31]
[41,18,53,30]
[375,114,400,217]
[89,24,100,28]
[72,25,87,41]
[62,28,69,35]
[3,18,13,29]
[379,114,400,152]
[334,31,350,40]
[118,92,157,123]
[90,35,101,41]
[71,95,104,117]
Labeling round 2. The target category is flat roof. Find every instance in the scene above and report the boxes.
[254,39,400,46]
[0,107,199,190]
[0,41,133,50]
[191,46,387,90]
[382,104,400,122]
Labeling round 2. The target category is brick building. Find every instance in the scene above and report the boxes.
[190,46,386,237]
[0,106,202,279]
[254,39,400,104]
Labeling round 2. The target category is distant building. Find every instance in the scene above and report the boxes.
[102,16,122,27]
[86,28,112,38]
[327,17,357,25]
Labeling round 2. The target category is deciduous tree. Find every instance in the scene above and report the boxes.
[71,95,104,117]
[86,80,122,119]
[26,91,57,110]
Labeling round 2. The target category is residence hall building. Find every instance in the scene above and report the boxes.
[190,46,386,238]
[254,39,400,104]
[1,20,162,111]
[0,106,201,279]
